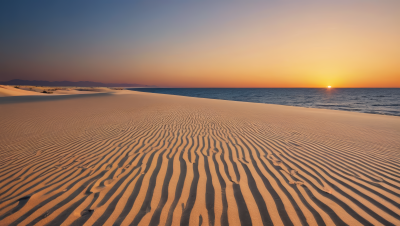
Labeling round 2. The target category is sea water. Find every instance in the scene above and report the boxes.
[129,88,400,116]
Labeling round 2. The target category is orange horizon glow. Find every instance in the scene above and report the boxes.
[0,1,399,88]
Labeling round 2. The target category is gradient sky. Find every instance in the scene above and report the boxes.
[1,0,399,87]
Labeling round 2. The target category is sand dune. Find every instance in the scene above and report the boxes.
[0,85,127,97]
[0,85,45,97]
[0,91,399,226]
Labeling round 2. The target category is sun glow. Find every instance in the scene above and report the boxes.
[327,86,332,88]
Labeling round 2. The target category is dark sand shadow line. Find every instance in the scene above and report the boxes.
[0,93,112,104]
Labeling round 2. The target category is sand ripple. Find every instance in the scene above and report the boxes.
[0,93,399,226]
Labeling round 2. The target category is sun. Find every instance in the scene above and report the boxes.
[327,86,332,88]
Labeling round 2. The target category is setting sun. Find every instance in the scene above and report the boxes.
[327,86,332,88]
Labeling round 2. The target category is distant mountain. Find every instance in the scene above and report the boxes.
[0,79,156,87]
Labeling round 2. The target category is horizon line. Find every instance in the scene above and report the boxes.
[134,87,400,89]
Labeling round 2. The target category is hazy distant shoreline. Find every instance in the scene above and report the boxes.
[0,79,156,88]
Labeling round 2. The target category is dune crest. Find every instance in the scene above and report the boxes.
[0,85,45,97]
[0,92,399,226]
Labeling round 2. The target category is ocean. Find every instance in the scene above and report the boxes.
[129,88,400,116]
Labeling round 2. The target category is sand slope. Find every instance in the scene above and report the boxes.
[0,92,399,226]
[0,86,45,97]
[0,85,127,97]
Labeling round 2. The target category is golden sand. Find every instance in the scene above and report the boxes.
[0,91,399,225]
[0,85,126,97]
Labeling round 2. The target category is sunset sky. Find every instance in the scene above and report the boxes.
[1,0,399,87]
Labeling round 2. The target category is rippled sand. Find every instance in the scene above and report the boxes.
[0,91,399,226]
